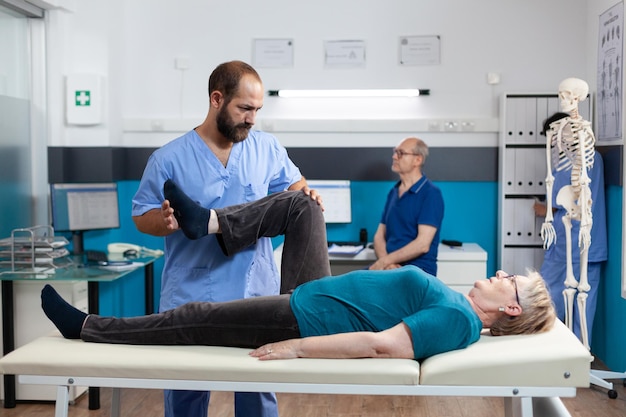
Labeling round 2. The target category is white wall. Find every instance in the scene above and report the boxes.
[42,0,594,148]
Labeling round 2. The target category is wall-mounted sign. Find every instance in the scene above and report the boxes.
[399,35,441,66]
[324,40,366,68]
[253,38,294,68]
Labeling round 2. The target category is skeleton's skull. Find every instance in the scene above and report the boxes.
[558,78,589,112]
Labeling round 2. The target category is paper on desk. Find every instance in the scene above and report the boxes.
[328,243,364,255]
[98,261,144,272]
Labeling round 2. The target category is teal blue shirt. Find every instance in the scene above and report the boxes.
[289,266,482,360]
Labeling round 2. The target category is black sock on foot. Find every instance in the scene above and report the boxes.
[41,284,87,339]
[164,179,210,240]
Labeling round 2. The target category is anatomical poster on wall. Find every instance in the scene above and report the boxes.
[597,2,623,143]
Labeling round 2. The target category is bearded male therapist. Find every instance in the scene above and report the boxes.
[132,61,320,417]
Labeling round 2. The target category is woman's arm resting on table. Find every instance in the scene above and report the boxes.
[250,323,414,361]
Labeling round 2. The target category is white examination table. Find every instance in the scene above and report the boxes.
[0,320,591,417]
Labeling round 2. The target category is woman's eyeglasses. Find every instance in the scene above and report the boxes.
[503,274,520,305]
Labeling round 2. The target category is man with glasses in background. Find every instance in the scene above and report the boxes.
[370,137,444,275]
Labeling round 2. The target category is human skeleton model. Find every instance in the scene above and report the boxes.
[540,78,596,349]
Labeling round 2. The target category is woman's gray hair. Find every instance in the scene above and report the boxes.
[490,270,556,336]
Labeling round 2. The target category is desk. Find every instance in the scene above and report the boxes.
[274,243,487,293]
[0,255,161,409]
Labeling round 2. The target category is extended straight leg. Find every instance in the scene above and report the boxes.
[81,294,299,347]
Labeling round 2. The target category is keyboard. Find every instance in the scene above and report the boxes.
[85,250,108,263]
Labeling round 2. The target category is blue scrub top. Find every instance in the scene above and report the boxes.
[545,151,607,263]
[380,176,444,275]
[132,129,302,310]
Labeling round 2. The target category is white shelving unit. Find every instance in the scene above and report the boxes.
[498,93,591,273]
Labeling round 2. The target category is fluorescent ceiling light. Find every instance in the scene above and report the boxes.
[268,89,430,98]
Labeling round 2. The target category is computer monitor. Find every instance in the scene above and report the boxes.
[306,180,352,223]
[50,182,120,254]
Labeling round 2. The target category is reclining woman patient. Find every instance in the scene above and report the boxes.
[42,180,556,361]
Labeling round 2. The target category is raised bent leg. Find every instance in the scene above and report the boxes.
[216,191,331,293]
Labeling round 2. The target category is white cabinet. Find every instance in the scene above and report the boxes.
[0,281,88,402]
[498,94,591,273]
[437,243,487,294]
[274,242,487,293]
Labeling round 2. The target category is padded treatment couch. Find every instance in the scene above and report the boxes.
[0,320,591,417]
